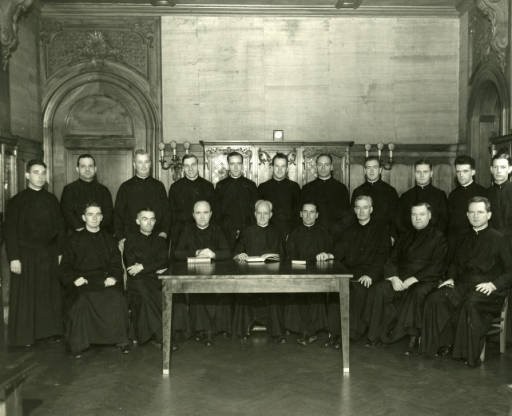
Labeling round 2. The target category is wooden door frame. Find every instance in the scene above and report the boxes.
[42,64,161,191]
[467,63,509,183]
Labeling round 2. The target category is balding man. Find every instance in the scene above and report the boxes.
[330,195,391,345]
[174,201,231,346]
[365,202,447,354]
[233,200,284,342]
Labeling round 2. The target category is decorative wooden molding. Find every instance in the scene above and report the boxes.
[40,17,157,80]
[41,3,459,18]
[0,0,35,70]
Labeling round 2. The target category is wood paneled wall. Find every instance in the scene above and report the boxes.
[162,15,459,146]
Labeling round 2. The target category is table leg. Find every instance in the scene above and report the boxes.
[338,275,350,374]
[162,282,173,376]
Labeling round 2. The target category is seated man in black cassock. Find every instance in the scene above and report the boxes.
[422,196,512,367]
[60,203,130,357]
[285,202,333,346]
[329,195,391,346]
[124,208,170,347]
[364,202,447,353]
[174,200,231,346]
[233,200,284,343]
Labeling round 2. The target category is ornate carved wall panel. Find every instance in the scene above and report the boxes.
[40,17,156,81]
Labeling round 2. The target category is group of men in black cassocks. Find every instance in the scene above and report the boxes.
[4,147,512,367]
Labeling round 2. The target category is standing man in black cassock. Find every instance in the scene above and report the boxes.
[364,202,447,353]
[447,155,487,259]
[285,202,333,346]
[5,160,65,347]
[258,153,300,241]
[301,154,351,241]
[174,200,231,346]
[422,197,512,366]
[124,208,169,346]
[214,151,258,250]
[398,159,448,235]
[60,154,114,234]
[60,203,130,357]
[351,156,399,240]
[330,195,391,345]
[487,152,512,235]
[168,154,214,253]
[114,149,170,250]
[233,200,284,342]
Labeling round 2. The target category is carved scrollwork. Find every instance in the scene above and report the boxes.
[471,0,508,73]
[40,17,158,79]
[0,0,34,70]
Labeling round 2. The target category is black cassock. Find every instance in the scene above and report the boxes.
[168,176,214,251]
[114,176,170,241]
[214,175,258,250]
[351,179,400,238]
[365,224,447,343]
[5,188,65,346]
[124,231,170,344]
[60,229,129,354]
[447,182,487,260]
[285,223,332,335]
[300,177,351,240]
[174,223,231,335]
[60,178,114,233]
[332,219,391,340]
[258,178,301,240]
[487,181,512,236]
[398,184,448,235]
[232,224,284,337]
[421,227,512,365]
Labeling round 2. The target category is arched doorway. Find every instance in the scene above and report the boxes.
[42,69,159,200]
[468,66,509,185]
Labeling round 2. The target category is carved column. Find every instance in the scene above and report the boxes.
[0,0,35,70]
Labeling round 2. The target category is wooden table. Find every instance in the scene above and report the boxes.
[160,261,352,376]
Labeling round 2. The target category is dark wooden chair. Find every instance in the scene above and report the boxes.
[480,295,508,362]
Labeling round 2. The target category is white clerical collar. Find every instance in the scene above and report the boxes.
[196,224,209,230]
[461,180,473,188]
[318,176,332,181]
[359,219,371,226]
[136,174,149,180]
[473,224,488,233]
[367,178,379,184]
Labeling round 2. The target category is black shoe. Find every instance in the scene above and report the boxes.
[204,339,213,347]
[172,344,179,352]
[296,338,307,347]
[119,344,131,354]
[307,335,319,344]
[240,335,250,344]
[365,339,381,348]
[435,345,452,358]
[404,336,418,356]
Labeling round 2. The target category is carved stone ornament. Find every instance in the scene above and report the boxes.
[79,31,121,66]
[473,0,508,72]
[0,0,34,70]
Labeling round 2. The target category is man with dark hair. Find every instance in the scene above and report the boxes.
[351,156,399,238]
[168,154,214,252]
[365,202,447,353]
[330,195,391,344]
[487,152,512,235]
[233,200,284,342]
[447,155,487,258]
[300,153,351,240]
[258,153,301,241]
[60,154,114,233]
[174,200,231,346]
[398,159,448,235]
[61,203,130,357]
[5,159,65,347]
[124,208,169,346]
[114,149,170,250]
[214,151,258,249]
[285,201,333,346]
[422,197,512,367]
